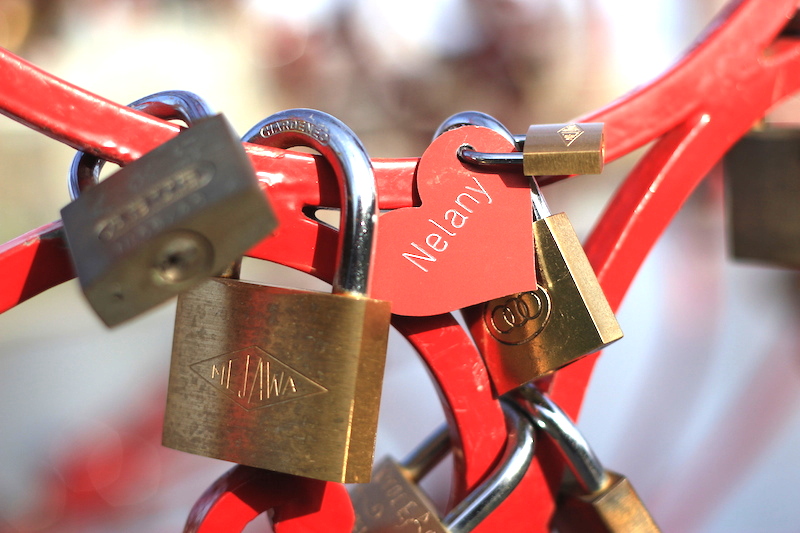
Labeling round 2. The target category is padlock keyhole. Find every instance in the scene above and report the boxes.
[151,230,213,286]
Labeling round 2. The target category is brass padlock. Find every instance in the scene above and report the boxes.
[724,126,800,267]
[163,109,391,483]
[61,91,277,326]
[350,399,535,533]
[514,385,661,533]
[443,113,622,395]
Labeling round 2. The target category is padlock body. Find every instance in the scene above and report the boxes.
[467,212,622,395]
[553,471,661,533]
[61,114,276,326]
[350,458,449,533]
[163,277,390,483]
[523,123,604,176]
[724,129,800,267]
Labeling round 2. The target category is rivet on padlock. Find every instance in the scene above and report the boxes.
[724,126,800,268]
[163,109,391,483]
[350,399,535,533]
[435,112,622,395]
[61,91,277,327]
[514,385,661,533]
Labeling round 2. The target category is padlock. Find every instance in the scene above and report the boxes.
[61,91,277,326]
[451,119,604,176]
[724,126,800,267]
[163,109,391,483]
[350,398,535,533]
[513,385,660,533]
[440,113,622,395]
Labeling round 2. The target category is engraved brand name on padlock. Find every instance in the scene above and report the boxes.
[352,459,447,533]
[94,162,214,243]
[191,345,327,410]
[258,118,330,144]
[485,287,552,344]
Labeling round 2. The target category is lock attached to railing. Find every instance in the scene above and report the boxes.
[437,113,622,395]
[163,109,391,484]
[61,91,277,326]
[350,398,535,533]
[724,126,800,268]
[514,385,660,533]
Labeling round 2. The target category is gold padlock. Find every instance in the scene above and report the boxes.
[450,116,621,395]
[523,122,605,176]
[163,109,391,483]
[350,399,535,533]
[514,385,661,533]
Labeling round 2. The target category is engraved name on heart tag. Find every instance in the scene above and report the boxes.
[371,126,536,316]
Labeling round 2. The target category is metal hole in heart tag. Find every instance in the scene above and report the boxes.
[371,126,536,316]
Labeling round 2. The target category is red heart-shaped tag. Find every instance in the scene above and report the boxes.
[371,126,536,316]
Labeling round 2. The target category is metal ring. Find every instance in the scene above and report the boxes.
[514,384,609,494]
[67,90,214,200]
[444,399,536,533]
[242,109,377,297]
[433,111,519,147]
[433,111,527,168]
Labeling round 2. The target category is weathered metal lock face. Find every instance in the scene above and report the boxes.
[350,400,535,533]
[514,385,660,533]
[724,127,800,267]
[163,109,391,484]
[459,120,621,395]
[351,456,451,533]
[61,110,276,326]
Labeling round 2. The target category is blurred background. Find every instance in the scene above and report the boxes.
[2,0,800,531]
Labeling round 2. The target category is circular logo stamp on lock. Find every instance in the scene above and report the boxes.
[484,287,552,345]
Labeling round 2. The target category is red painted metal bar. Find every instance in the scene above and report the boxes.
[182,465,354,533]
[552,0,800,418]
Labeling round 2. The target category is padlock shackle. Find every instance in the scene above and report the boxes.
[68,90,214,200]
[433,111,519,147]
[444,399,535,533]
[243,109,377,296]
[434,111,553,221]
[401,421,450,483]
[514,384,609,495]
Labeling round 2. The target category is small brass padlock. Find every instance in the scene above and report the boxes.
[163,109,391,483]
[61,91,276,326]
[350,399,535,533]
[514,385,661,533]
[445,114,622,395]
[724,126,800,267]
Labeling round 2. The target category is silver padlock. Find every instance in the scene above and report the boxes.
[61,91,277,326]
[350,399,535,532]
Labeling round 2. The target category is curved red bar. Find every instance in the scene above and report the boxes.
[183,465,354,533]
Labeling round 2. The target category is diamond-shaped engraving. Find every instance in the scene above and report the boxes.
[557,124,584,147]
[191,346,327,410]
